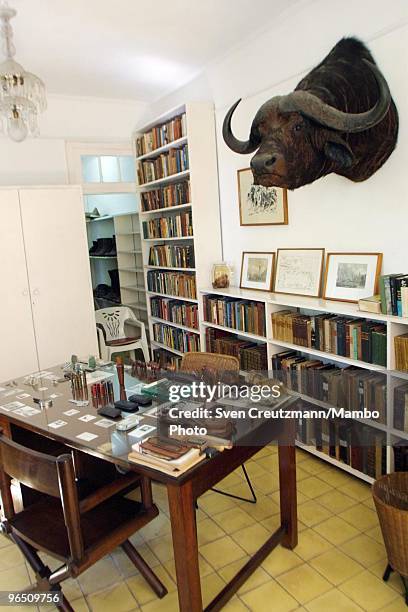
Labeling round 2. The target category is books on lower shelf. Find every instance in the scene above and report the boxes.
[143,211,193,239]
[147,270,197,299]
[148,244,195,268]
[271,350,387,425]
[141,181,191,212]
[137,144,189,185]
[205,327,267,371]
[393,383,408,432]
[393,439,408,471]
[152,348,181,370]
[298,413,386,479]
[136,112,187,156]
[271,310,387,366]
[153,322,200,353]
[203,295,266,336]
[394,333,408,372]
[150,296,199,329]
[379,274,408,317]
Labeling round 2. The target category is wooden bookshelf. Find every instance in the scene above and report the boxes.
[200,286,408,480]
[134,103,222,363]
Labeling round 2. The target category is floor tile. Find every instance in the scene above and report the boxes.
[201,572,226,607]
[297,477,333,499]
[197,518,226,546]
[127,565,175,606]
[78,557,122,595]
[0,544,25,571]
[66,596,90,612]
[317,467,357,487]
[304,588,363,611]
[231,523,270,555]
[141,590,179,612]
[146,534,175,564]
[86,582,136,612]
[297,500,332,527]
[200,536,246,570]
[217,556,270,595]
[340,534,386,568]
[309,548,364,585]
[198,492,239,515]
[338,503,379,532]
[240,495,280,521]
[295,529,333,561]
[221,596,250,611]
[251,473,280,495]
[261,545,303,577]
[368,561,405,595]
[366,525,384,544]
[313,515,360,546]
[380,597,408,611]
[316,489,357,513]
[240,579,299,611]
[213,506,255,534]
[277,563,332,604]
[0,565,31,591]
[299,457,329,475]
[339,570,398,610]
[338,480,372,502]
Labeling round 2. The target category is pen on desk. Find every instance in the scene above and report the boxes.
[82,370,88,400]
[107,380,114,404]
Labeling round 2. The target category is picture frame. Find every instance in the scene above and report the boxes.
[240,251,275,292]
[238,168,288,226]
[274,248,325,297]
[323,252,383,303]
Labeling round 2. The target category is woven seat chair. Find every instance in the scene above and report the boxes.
[179,351,256,504]
[373,472,408,605]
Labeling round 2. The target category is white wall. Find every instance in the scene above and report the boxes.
[0,94,147,185]
[148,0,408,279]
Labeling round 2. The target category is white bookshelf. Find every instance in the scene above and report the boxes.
[200,286,408,482]
[134,102,222,363]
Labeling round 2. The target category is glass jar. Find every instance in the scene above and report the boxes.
[212,262,232,289]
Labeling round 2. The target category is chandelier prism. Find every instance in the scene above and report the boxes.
[0,2,46,142]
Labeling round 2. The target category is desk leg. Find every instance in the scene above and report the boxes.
[167,481,202,612]
[278,422,298,549]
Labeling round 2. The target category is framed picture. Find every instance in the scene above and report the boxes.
[323,252,383,303]
[274,248,325,297]
[240,251,275,292]
[238,168,288,226]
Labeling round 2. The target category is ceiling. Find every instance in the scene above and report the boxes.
[7,0,301,101]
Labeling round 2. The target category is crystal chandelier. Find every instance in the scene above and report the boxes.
[0,2,46,142]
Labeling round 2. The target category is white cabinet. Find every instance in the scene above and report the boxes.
[0,186,98,381]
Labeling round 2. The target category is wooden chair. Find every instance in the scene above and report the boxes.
[0,433,167,611]
[179,352,257,504]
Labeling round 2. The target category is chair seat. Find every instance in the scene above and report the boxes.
[106,336,140,347]
[10,495,158,565]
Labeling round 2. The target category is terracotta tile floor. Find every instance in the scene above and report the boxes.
[0,447,406,612]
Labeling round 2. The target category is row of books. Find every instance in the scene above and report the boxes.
[394,383,408,432]
[394,439,408,471]
[271,310,387,366]
[203,295,266,337]
[150,296,199,330]
[379,273,408,317]
[394,333,408,372]
[137,145,189,185]
[297,415,386,479]
[140,181,191,212]
[153,322,200,353]
[148,244,195,269]
[205,328,267,371]
[146,270,197,299]
[136,113,187,156]
[142,211,193,239]
[272,350,386,424]
[152,348,181,370]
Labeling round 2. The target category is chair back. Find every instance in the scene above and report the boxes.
[180,352,240,373]
[0,434,84,562]
[95,307,133,342]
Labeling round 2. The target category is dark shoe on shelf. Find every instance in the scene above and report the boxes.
[93,238,113,257]
[105,236,117,257]
[89,240,99,255]
[108,268,120,293]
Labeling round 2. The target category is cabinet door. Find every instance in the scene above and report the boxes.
[19,187,98,370]
[0,190,38,380]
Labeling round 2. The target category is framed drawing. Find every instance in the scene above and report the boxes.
[238,168,288,226]
[323,252,383,303]
[240,251,275,292]
[274,248,325,297]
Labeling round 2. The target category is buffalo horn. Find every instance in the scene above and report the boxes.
[278,59,390,133]
[222,99,261,154]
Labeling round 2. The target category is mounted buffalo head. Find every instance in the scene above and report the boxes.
[223,38,398,189]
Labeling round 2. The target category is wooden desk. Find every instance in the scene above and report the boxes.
[0,366,297,612]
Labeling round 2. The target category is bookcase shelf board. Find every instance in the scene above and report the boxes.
[202,321,266,343]
[296,441,375,484]
[135,103,222,359]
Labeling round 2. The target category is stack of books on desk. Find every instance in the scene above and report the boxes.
[128,437,205,476]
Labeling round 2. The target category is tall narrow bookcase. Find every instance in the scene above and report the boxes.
[200,286,408,483]
[134,102,222,367]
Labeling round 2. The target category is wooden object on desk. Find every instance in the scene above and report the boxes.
[0,433,167,611]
